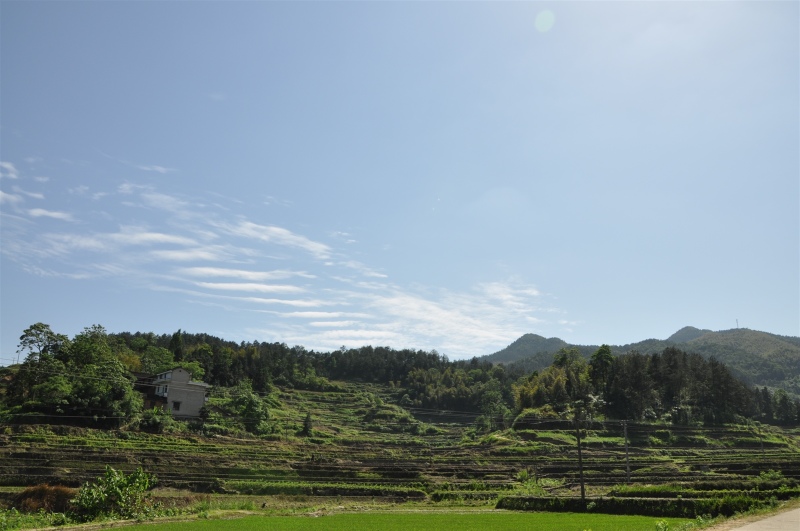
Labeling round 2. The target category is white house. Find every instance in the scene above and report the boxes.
[150,367,210,418]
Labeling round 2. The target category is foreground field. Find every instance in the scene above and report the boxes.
[120,512,692,531]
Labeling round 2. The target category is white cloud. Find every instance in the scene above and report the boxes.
[37,234,108,256]
[0,162,19,179]
[308,321,360,328]
[150,248,222,261]
[282,311,367,319]
[141,192,188,211]
[178,267,315,281]
[341,260,388,278]
[13,187,45,200]
[314,329,399,341]
[194,282,305,294]
[240,296,327,308]
[331,231,357,244]
[263,195,293,207]
[28,208,75,221]
[137,165,177,174]
[0,191,23,205]
[224,221,332,260]
[118,183,145,194]
[109,227,196,246]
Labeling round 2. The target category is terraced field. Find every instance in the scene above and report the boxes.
[1,382,798,507]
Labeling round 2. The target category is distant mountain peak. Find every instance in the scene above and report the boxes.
[667,326,713,343]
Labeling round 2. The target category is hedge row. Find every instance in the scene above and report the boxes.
[495,495,772,518]
[690,479,798,491]
[227,480,426,499]
[610,488,800,501]
[430,491,499,502]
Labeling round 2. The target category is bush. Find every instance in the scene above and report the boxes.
[71,466,157,522]
[139,407,175,433]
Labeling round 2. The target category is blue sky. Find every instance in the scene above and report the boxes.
[1,1,798,362]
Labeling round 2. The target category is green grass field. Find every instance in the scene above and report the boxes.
[122,512,691,531]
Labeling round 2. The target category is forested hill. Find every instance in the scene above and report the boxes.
[484,327,800,396]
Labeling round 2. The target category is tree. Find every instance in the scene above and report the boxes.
[8,324,142,427]
[589,344,613,394]
[16,322,69,364]
[168,329,185,362]
[605,352,655,420]
[232,380,270,434]
[302,412,313,436]
[139,346,174,376]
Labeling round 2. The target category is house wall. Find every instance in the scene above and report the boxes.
[166,382,206,417]
[151,368,208,418]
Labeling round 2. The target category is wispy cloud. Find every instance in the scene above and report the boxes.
[194,281,306,294]
[36,234,108,257]
[150,248,223,262]
[109,227,196,246]
[28,208,75,221]
[308,320,360,328]
[0,162,19,179]
[223,221,332,260]
[12,186,45,200]
[0,191,23,205]
[137,165,177,174]
[281,311,369,319]
[4,176,560,358]
[140,192,188,211]
[341,260,387,278]
[178,267,315,281]
[331,231,357,244]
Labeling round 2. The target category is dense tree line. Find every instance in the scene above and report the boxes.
[513,346,799,426]
[1,323,798,429]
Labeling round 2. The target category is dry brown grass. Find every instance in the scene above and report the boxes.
[13,484,76,513]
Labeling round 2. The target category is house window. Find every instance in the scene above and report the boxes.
[172,401,181,412]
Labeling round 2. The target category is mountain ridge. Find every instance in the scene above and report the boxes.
[481,326,800,397]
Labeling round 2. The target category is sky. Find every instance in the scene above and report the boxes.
[1,1,798,363]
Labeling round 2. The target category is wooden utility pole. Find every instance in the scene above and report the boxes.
[622,420,631,482]
[575,412,586,502]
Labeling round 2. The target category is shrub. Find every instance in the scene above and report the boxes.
[71,466,157,522]
[759,469,784,481]
[139,407,175,433]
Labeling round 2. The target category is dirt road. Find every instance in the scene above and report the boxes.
[709,508,800,530]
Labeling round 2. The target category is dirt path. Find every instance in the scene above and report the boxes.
[707,507,800,531]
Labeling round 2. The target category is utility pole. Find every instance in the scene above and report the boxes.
[622,420,631,483]
[575,411,586,502]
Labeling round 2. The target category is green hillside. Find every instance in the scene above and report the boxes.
[485,327,800,396]
[683,329,800,394]
[481,334,569,364]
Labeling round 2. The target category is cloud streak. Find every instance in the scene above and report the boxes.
[0,162,19,179]
[223,221,332,260]
[28,208,75,221]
